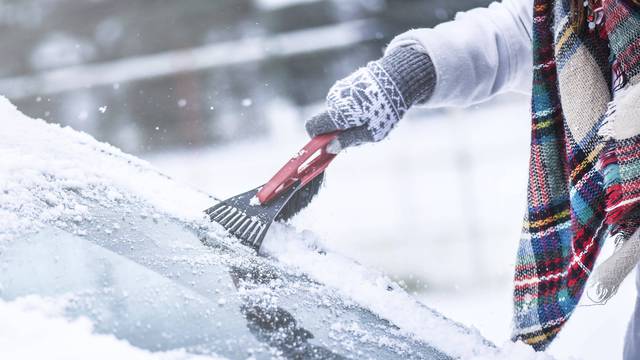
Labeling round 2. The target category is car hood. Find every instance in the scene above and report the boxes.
[0,96,497,359]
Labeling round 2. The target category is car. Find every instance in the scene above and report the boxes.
[0,97,496,359]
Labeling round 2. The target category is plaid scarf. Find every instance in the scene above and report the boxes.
[512,0,640,350]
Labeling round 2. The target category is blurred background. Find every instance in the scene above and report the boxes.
[0,0,634,358]
[0,0,492,153]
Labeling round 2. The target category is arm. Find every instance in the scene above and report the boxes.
[307,0,534,150]
[388,0,533,108]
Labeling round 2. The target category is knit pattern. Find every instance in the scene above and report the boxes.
[512,0,640,350]
[327,61,408,142]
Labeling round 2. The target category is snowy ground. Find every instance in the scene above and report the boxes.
[147,96,637,360]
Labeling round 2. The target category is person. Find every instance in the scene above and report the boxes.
[306,0,640,356]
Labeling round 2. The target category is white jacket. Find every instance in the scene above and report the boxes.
[386,0,534,108]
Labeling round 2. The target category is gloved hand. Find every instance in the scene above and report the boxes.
[306,46,436,153]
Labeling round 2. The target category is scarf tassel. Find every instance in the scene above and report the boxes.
[590,95,640,304]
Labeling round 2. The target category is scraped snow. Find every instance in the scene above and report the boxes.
[0,296,225,360]
[262,224,554,360]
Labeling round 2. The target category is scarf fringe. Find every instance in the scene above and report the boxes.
[597,99,617,140]
[589,230,640,304]
[514,0,640,349]
[591,92,640,304]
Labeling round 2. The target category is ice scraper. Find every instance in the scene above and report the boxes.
[205,131,339,251]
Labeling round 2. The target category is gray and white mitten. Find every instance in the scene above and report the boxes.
[306,46,436,152]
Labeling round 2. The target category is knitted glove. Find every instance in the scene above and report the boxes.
[306,46,436,153]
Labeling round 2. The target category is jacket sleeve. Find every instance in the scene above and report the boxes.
[386,0,533,108]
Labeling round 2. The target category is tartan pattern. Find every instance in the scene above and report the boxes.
[512,0,640,350]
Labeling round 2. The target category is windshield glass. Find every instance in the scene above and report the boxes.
[0,194,451,359]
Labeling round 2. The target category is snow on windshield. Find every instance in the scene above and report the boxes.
[0,96,229,359]
[0,96,550,359]
[0,296,224,360]
[262,226,552,360]
[0,96,213,242]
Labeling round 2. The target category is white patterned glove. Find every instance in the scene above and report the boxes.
[306,46,436,152]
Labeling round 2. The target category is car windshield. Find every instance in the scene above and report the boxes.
[0,97,495,359]
[2,193,454,359]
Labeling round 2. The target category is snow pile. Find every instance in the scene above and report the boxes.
[0,96,212,243]
[262,224,554,360]
[0,296,224,360]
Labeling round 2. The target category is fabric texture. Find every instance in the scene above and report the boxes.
[325,47,435,142]
[380,0,640,351]
[385,0,534,108]
[512,0,640,350]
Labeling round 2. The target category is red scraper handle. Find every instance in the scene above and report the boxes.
[257,132,339,205]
